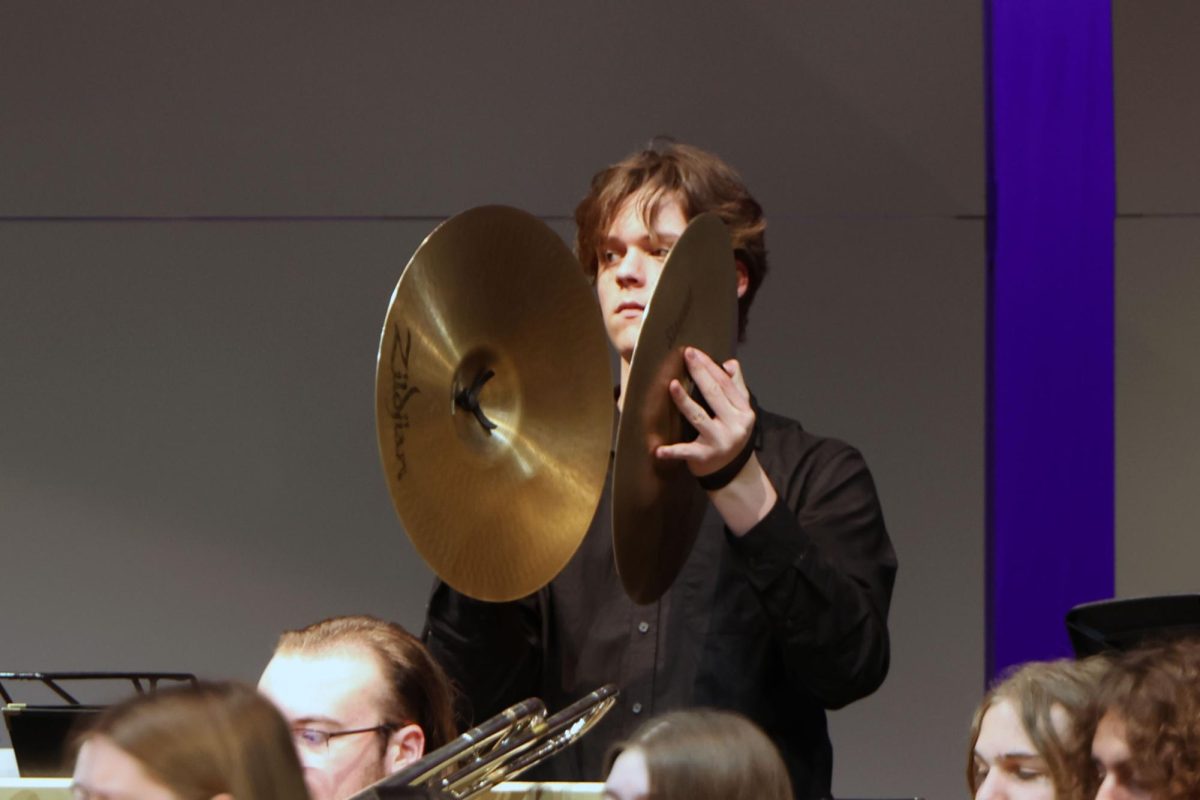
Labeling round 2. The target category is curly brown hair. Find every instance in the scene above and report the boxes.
[967,657,1109,800]
[1095,637,1200,800]
[574,139,768,341]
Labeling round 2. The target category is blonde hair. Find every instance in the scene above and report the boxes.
[606,709,792,800]
[275,615,457,751]
[79,680,309,800]
[967,658,1109,800]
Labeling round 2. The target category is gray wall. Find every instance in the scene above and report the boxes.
[0,4,984,797]
[1115,1,1200,598]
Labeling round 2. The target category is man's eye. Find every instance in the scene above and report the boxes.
[651,247,671,258]
[1121,770,1152,792]
[600,250,620,264]
[295,729,327,746]
[1015,767,1046,781]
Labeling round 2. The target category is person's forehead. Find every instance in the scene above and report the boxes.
[1092,711,1131,760]
[74,736,173,799]
[76,736,137,784]
[259,645,388,723]
[976,698,1038,755]
[605,748,649,798]
[606,189,688,236]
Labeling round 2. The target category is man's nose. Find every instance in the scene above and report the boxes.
[974,772,1007,800]
[614,249,646,285]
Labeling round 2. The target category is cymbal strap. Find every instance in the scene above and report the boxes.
[696,418,760,491]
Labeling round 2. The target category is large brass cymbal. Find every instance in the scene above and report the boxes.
[612,213,737,604]
[375,206,613,602]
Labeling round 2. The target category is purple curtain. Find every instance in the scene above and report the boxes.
[986,0,1116,680]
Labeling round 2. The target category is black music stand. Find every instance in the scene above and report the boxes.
[1066,595,1200,657]
[0,671,196,777]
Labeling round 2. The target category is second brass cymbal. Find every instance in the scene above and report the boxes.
[375,206,613,602]
[612,213,737,604]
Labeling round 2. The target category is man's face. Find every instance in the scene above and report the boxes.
[1093,711,1154,800]
[970,698,1057,800]
[594,191,690,365]
[258,646,395,800]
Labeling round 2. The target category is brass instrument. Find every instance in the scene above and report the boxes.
[351,685,618,800]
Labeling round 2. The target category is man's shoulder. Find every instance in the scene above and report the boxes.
[757,406,867,468]
[756,407,884,526]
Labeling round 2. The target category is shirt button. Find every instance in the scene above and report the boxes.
[637,621,650,634]
[632,702,643,715]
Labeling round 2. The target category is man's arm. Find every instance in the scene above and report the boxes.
[726,440,896,708]
[658,348,896,708]
[422,581,545,728]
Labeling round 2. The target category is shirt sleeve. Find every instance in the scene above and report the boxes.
[725,437,897,709]
[422,580,545,728]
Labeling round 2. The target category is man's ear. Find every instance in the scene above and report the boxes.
[385,723,426,774]
[735,258,749,299]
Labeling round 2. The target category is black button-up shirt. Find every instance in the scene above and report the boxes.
[424,407,897,800]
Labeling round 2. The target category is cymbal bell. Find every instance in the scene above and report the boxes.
[612,213,737,604]
[375,206,613,602]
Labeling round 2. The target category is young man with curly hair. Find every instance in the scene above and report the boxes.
[1092,637,1200,800]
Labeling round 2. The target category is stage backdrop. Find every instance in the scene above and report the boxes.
[0,4,983,797]
[1113,0,1200,600]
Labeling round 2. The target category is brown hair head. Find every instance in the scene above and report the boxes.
[78,680,309,800]
[275,615,457,751]
[574,139,768,341]
[966,657,1109,800]
[1094,637,1200,800]
[605,708,792,800]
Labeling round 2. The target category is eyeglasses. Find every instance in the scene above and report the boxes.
[292,724,396,752]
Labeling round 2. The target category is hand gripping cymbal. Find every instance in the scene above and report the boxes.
[612,213,737,604]
[375,206,613,602]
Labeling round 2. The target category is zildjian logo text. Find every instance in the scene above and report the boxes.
[389,324,420,480]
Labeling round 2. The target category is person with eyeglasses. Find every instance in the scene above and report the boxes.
[257,615,457,800]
